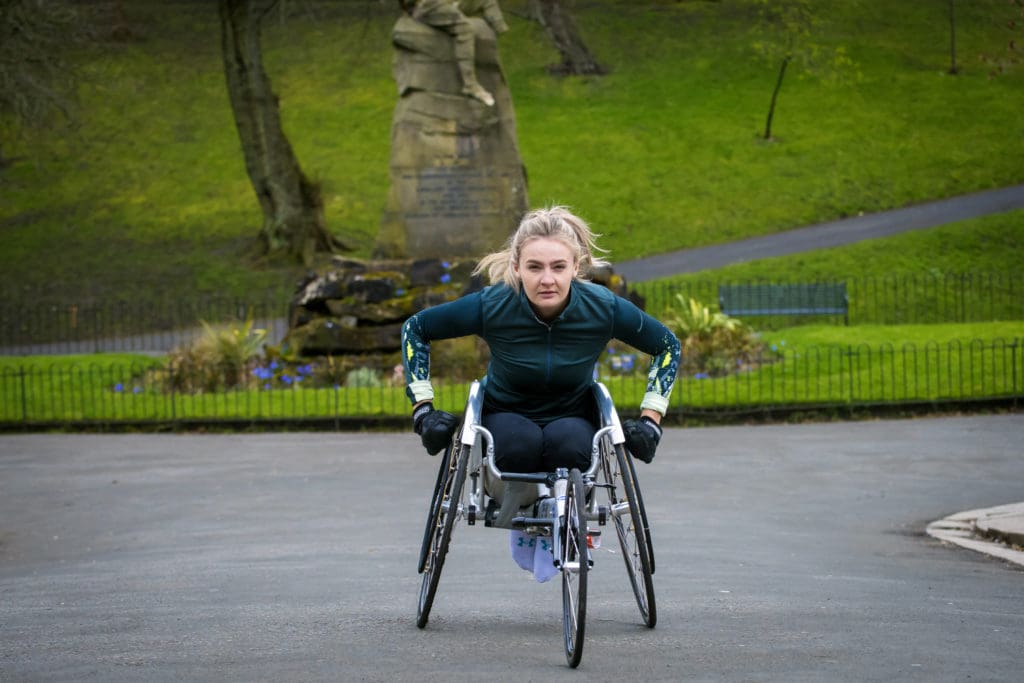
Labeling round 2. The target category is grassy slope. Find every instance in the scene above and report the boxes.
[1,0,1022,305]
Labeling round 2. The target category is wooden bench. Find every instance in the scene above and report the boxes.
[718,282,848,325]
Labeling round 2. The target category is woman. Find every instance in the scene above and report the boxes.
[402,206,680,472]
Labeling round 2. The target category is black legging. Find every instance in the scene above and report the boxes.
[482,411,595,473]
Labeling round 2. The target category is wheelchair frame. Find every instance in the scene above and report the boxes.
[415,380,656,668]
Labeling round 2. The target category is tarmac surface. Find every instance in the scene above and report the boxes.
[1,417,1022,681]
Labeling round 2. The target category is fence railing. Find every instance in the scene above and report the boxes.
[2,339,1019,427]
[1,272,1021,356]
[0,297,292,356]
[634,271,1023,327]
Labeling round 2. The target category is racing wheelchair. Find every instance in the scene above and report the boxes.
[415,380,656,668]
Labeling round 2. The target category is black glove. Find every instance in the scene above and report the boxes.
[622,416,662,464]
[413,402,459,455]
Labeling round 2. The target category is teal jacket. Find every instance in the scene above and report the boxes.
[402,280,680,425]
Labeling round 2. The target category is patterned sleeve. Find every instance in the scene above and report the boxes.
[401,291,484,405]
[611,297,681,415]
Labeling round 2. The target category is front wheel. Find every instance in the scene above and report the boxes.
[416,442,469,629]
[562,468,588,668]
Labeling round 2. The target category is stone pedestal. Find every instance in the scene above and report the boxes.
[285,257,477,359]
[376,13,528,258]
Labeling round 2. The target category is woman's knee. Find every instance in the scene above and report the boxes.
[483,412,543,471]
[541,417,595,470]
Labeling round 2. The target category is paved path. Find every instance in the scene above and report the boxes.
[616,183,1024,282]
[2,416,1022,681]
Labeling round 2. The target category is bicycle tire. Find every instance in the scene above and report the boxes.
[562,468,588,668]
[417,443,452,574]
[623,448,656,574]
[604,443,656,628]
[416,442,469,629]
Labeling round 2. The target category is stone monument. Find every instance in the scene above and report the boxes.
[377,0,529,258]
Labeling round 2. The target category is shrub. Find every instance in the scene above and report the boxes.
[662,295,774,376]
[165,317,267,392]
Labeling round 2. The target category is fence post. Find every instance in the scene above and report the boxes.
[1013,338,1020,409]
[19,365,27,422]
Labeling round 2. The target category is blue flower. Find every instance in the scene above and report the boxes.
[694,372,709,380]
[269,360,280,370]
[252,367,274,380]
[263,383,271,390]
[620,354,635,372]
[114,383,124,392]
[396,288,406,296]
[440,273,451,284]
[297,364,313,376]
[770,344,778,352]
[441,261,451,269]
[281,375,293,385]
[132,386,143,394]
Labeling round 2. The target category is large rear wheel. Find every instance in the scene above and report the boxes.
[417,444,452,574]
[602,443,656,628]
[561,468,588,668]
[416,442,469,629]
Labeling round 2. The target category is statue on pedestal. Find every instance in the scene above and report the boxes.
[377,0,529,259]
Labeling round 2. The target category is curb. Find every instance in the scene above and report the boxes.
[972,503,1024,549]
[926,503,1024,568]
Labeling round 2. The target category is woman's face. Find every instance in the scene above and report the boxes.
[513,237,579,321]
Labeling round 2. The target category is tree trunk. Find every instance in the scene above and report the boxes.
[218,0,348,265]
[531,0,606,76]
[764,55,790,140]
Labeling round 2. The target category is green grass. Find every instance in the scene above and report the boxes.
[2,0,1023,305]
[642,212,1024,287]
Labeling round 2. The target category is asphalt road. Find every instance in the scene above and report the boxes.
[2,416,1022,681]
[615,183,1024,282]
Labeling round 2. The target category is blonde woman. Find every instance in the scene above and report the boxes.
[403,206,680,472]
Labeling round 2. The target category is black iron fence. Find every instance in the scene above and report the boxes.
[634,272,1023,327]
[1,272,1021,356]
[0,272,1019,358]
[2,338,1019,428]
[0,297,292,356]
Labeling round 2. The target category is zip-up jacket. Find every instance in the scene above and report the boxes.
[402,280,680,424]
